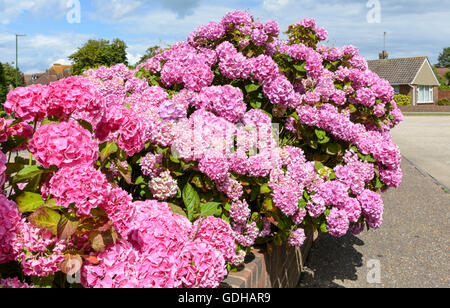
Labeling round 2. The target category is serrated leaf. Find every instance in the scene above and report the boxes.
[314,161,325,172]
[326,143,339,156]
[298,198,307,209]
[263,197,273,211]
[28,207,61,235]
[183,183,200,222]
[260,183,272,194]
[89,232,105,252]
[77,119,93,133]
[168,203,188,218]
[320,222,329,233]
[200,202,222,217]
[100,142,118,162]
[45,198,65,210]
[245,84,261,93]
[294,62,307,72]
[12,165,49,184]
[15,192,45,213]
[250,101,262,109]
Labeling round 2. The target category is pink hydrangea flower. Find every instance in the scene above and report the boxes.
[49,165,111,216]
[29,120,98,169]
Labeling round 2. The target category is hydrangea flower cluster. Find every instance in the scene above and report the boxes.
[0,10,403,288]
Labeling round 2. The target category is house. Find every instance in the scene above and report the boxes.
[368,54,440,105]
[24,63,72,86]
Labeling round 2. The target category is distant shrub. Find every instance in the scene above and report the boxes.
[394,94,411,106]
[436,98,450,106]
[438,85,450,90]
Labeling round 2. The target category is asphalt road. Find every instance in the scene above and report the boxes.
[390,116,450,190]
[299,116,450,288]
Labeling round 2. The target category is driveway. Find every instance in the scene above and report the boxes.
[390,115,450,190]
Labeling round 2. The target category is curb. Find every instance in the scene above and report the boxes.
[402,155,450,192]
[222,229,317,288]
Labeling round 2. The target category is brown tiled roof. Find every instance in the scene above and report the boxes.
[367,57,427,85]
[437,67,449,77]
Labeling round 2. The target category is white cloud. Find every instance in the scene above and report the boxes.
[263,0,290,12]
[126,52,142,66]
[0,32,91,73]
[52,58,72,66]
[0,0,66,24]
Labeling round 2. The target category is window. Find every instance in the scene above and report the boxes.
[417,86,433,103]
[393,86,400,95]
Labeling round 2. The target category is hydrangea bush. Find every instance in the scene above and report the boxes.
[0,10,403,288]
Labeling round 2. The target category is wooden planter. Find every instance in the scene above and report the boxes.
[222,229,317,288]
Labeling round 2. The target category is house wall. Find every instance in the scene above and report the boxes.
[413,60,440,86]
[399,84,416,105]
[438,90,450,101]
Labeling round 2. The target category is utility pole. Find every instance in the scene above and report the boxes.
[15,34,26,88]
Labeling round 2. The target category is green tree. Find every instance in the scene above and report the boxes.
[433,66,447,86]
[436,47,450,68]
[69,38,128,75]
[136,46,161,66]
[0,63,7,106]
[445,71,450,85]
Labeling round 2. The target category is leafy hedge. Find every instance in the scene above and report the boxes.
[394,94,411,106]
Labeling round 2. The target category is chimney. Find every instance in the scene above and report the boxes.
[379,50,389,59]
[379,32,388,59]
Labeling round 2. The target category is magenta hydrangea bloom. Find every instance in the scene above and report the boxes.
[29,120,98,169]
[0,277,35,288]
[0,195,23,263]
[192,216,237,263]
[4,84,49,122]
[49,165,111,216]
[176,240,227,288]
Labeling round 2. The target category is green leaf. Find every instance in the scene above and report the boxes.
[170,155,180,164]
[45,199,65,210]
[12,165,49,184]
[294,62,307,72]
[77,119,93,133]
[260,183,272,194]
[250,101,262,109]
[263,197,273,211]
[375,177,384,189]
[41,117,60,125]
[298,198,307,209]
[326,143,339,156]
[15,192,45,213]
[100,142,118,162]
[314,161,325,172]
[315,129,326,139]
[245,84,261,93]
[320,222,329,233]
[168,203,188,218]
[135,176,146,187]
[28,207,62,235]
[200,202,222,217]
[183,183,200,222]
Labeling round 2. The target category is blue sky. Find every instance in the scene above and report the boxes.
[0,0,449,74]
